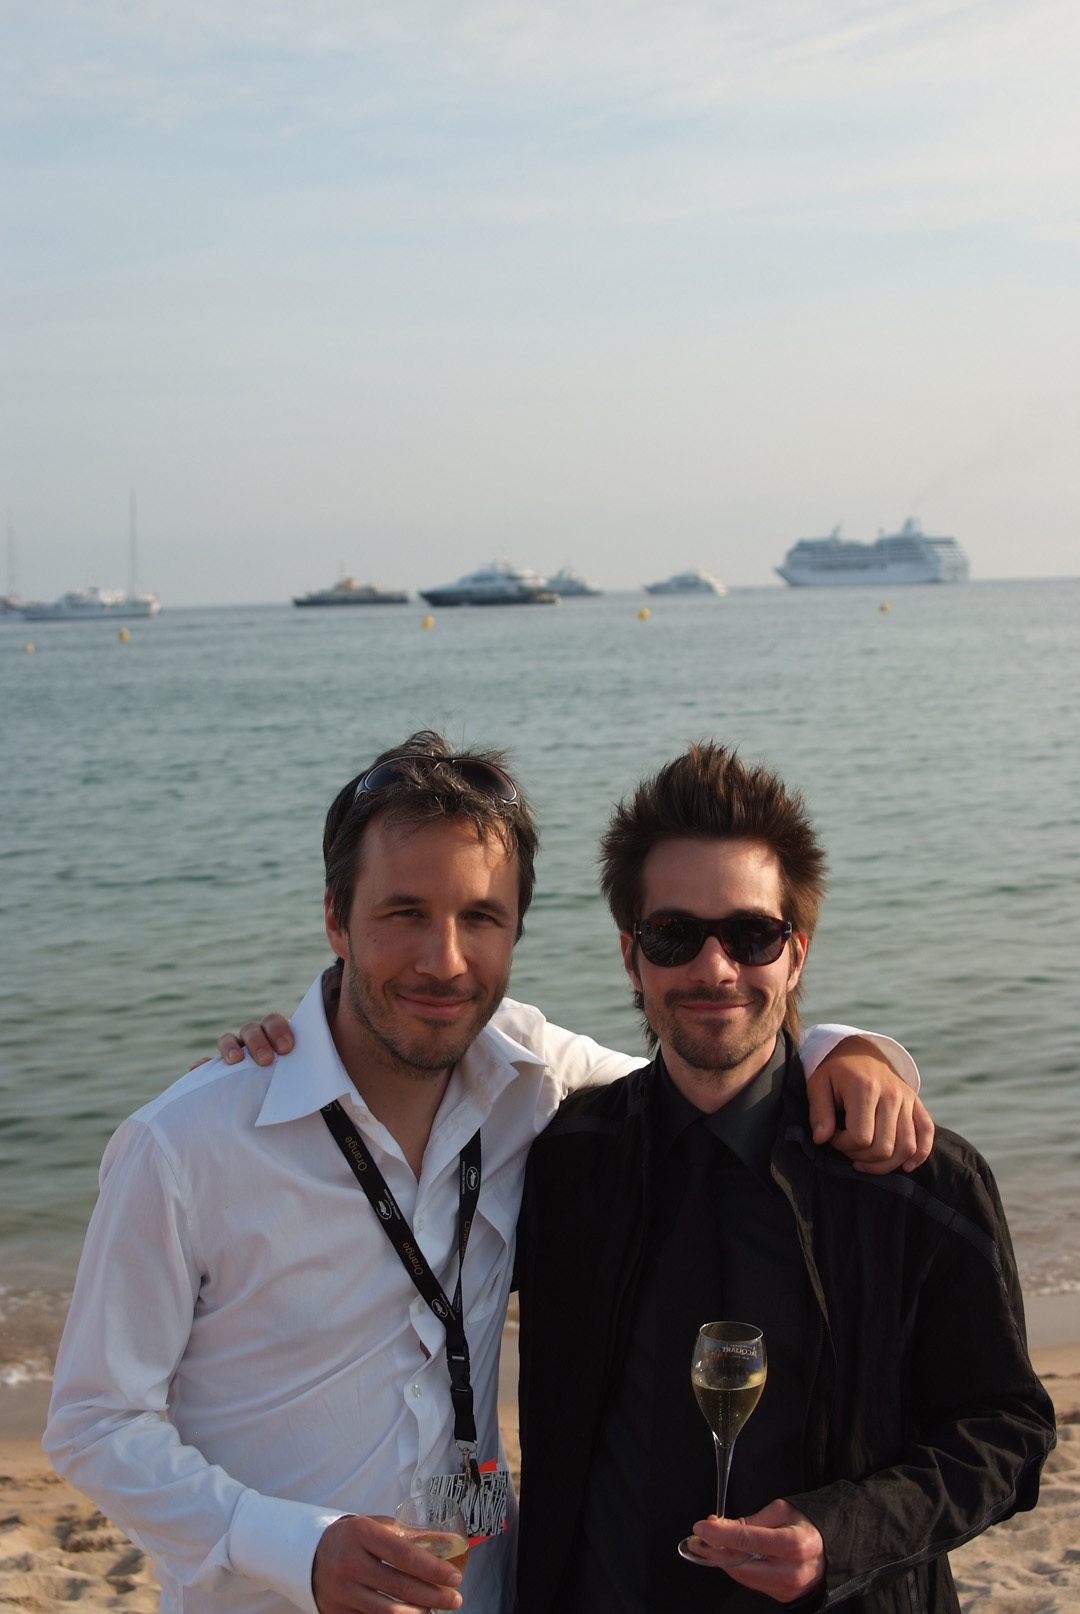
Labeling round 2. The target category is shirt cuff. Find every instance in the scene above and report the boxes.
[229,1490,346,1614]
[799,1024,920,1093]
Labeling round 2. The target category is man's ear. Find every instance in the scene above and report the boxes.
[787,933,808,991]
[619,930,642,992]
[325,891,349,963]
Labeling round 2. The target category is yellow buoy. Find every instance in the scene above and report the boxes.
[119,628,130,641]
[879,601,890,613]
[637,607,650,621]
[422,615,434,630]
[25,642,35,654]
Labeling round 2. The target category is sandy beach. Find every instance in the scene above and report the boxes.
[3,1298,1080,1612]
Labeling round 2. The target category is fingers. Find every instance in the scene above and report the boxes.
[809,1039,934,1175]
[902,1093,935,1172]
[835,1082,904,1164]
[826,1057,901,1154]
[216,1014,294,1068]
[691,1501,825,1603]
[805,1065,839,1145]
[259,1012,295,1054]
[313,1515,463,1614]
[806,1040,897,1150]
[849,1090,935,1175]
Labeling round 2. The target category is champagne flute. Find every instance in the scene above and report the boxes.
[677,1320,767,1564]
[394,1493,470,1573]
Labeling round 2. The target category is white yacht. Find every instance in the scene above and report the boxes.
[644,568,726,596]
[21,585,160,621]
[545,566,602,597]
[776,520,969,587]
[420,561,558,607]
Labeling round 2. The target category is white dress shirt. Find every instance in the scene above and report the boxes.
[44,974,917,1614]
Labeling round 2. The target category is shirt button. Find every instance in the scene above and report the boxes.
[415,1214,426,1232]
[411,1383,422,1399]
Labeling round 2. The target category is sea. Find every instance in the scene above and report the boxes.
[2,579,1078,1385]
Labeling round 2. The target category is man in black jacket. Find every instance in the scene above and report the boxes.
[515,742,1054,1613]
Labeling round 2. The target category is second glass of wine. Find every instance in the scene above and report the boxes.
[677,1320,767,1564]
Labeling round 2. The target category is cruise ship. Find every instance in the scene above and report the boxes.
[776,520,969,588]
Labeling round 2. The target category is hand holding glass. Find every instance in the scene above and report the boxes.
[394,1494,470,1574]
[678,1321,767,1564]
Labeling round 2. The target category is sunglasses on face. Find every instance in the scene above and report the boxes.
[354,753,520,806]
[632,912,794,969]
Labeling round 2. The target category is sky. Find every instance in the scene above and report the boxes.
[2,0,1079,604]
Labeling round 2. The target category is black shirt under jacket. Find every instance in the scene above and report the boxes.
[514,1041,1055,1614]
[558,1040,810,1614]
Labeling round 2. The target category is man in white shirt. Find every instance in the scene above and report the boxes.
[45,732,930,1614]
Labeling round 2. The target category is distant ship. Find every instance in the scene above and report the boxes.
[545,566,602,598]
[776,520,970,587]
[420,561,559,607]
[645,568,726,596]
[21,585,160,621]
[293,577,409,607]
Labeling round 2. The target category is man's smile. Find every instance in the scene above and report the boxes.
[395,988,480,1021]
[668,991,757,1015]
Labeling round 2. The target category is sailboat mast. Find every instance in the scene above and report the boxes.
[5,516,16,604]
[129,493,139,599]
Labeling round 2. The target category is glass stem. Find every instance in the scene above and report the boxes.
[712,1434,734,1519]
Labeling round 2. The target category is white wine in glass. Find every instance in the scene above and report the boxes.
[677,1320,766,1564]
[394,1494,470,1573]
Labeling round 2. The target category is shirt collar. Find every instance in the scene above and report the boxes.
[653,1035,789,1183]
[255,967,548,1128]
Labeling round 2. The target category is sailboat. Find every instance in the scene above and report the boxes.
[20,498,161,620]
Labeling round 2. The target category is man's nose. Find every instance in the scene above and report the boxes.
[686,935,739,984]
[417,921,467,977]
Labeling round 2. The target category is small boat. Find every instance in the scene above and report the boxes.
[775,520,970,587]
[293,577,409,607]
[419,561,559,607]
[644,568,726,596]
[546,566,602,598]
[21,585,160,621]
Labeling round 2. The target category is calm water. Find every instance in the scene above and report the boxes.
[2,581,1078,1380]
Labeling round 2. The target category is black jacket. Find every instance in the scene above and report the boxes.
[515,1050,1055,1613]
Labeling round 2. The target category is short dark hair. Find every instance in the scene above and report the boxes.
[323,730,538,939]
[599,742,826,1038]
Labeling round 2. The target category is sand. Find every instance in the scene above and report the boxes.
[4,1314,1080,1612]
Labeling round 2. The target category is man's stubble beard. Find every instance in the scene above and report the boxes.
[343,953,510,1078]
[653,965,798,1083]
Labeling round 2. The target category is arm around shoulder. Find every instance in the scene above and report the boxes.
[799,1025,933,1172]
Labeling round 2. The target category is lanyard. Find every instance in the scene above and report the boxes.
[321,1099,483,1480]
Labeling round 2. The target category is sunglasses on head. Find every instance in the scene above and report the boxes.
[632,912,793,969]
[354,753,519,806]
